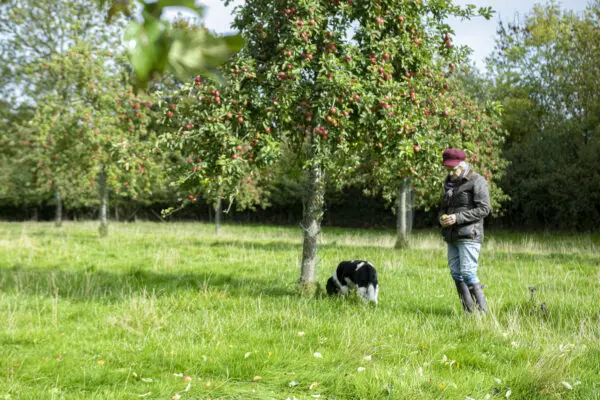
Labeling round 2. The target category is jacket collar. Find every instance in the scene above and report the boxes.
[450,170,475,197]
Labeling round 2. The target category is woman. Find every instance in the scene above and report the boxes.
[438,148,491,313]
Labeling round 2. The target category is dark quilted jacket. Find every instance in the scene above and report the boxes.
[438,170,491,243]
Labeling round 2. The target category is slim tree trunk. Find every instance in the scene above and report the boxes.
[214,196,222,235]
[395,178,410,249]
[98,164,109,237]
[54,187,63,228]
[300,162,325,287]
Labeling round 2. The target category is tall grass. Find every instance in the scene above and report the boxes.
[0,222,598,399]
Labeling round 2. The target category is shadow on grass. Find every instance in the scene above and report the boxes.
[0,238,405,306]
[207,239,302,252]
[1,263,457,317]
[205,239,381,253]
[0,264,297,302]
[206,239,600,268]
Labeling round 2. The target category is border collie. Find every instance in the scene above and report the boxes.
[326,260,378,304]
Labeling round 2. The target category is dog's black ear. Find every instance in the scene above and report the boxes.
[325,277,335,295]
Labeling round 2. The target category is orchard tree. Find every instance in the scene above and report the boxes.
[0,103,39,214]
[226,0,507,287]
[0,0,125,109]
[364,78,509,248]
[25,41,165,235]
[340,62,509,248]
[0,0,129,220]
[155,55,278,234]
[25,103,97,226]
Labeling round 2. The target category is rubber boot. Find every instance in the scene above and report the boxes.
[469,282,488,313]
[454,280,474,313]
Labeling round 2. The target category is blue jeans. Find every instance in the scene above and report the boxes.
[447,241,481,285]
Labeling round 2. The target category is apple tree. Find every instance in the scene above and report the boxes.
[0,104,40,214]
[24,103,96,226]
[362,75,509,248]
[154,56,279,234]
[24,41,165,235]
[224,0,508,286]
[0,0,125,109]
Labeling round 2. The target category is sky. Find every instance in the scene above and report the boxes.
[178,0,591,70]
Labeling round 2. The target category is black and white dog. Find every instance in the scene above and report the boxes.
[326,260,379,304]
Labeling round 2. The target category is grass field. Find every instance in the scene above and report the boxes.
[0,222,599,399]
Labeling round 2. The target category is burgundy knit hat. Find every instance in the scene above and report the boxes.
[442,148,466,167]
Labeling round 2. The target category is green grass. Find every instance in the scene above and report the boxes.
[0,222,599,399]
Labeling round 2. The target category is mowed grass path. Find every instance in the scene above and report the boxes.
[0,222,599,400]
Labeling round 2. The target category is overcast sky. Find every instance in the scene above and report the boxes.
[185,0,590,70]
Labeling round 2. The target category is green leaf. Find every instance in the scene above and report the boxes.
[143,0,205,19]
[125,19,170,86]
[478,6,494,20]
[157,0,205,16]
[125,22,153,82]
[168,29,243,80]
[222,34,244,53]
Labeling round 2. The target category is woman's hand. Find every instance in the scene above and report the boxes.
[440,214,457,228]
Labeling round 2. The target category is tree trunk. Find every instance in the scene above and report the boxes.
[54,188,63,227]
[98,164,109,237]
[395,178,411,249]
[300,162,325,287]
[214,196,222,235]
[31,207,39,221]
